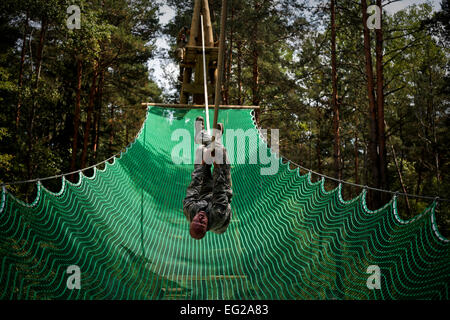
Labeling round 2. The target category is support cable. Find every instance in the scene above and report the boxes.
[284,157,449,202]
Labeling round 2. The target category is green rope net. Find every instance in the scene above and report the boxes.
[0,107,448,300]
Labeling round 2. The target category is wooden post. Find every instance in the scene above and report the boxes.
[202,0,214,47]
[200,14,211,133]
[213,0,228,135]
[188,0,202,47]
[181,0,218,105]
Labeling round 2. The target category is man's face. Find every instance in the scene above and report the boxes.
[194,211,207,225]
[190,211,208,239]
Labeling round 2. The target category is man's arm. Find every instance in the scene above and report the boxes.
[183,144,214,222]
[208,145,233,234]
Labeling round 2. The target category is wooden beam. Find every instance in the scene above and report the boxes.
[183,83,215,95]
[213,0,228,135]
[166,275,247,281]
[142,103,260,110]
[184,46,218,64]
[185,45,219,51]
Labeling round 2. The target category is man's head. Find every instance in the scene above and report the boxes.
[190,211,208,240]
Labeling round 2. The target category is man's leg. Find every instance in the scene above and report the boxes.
[213,145,232,202]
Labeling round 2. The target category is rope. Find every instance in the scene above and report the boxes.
[1,152,121,188]
[282,157,450,202]
[0,109,145,188]
[251,114,449,203]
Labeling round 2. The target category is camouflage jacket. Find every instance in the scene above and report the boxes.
[183,158,233,234]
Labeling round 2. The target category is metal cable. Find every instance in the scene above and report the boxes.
[2,109,448,203]
[1,152,123,188]
[289,158,449,202]
[252,116,449,203]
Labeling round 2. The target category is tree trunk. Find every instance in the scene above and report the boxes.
[125,111,129,145]
[251,42,259,106]
[109,104,115,155]
[26,17,48,179]
[354,129,359,186]
[375,0,387,201]
[224,6,234,105]
[251,34,260,123]
[361,0,380,208]
[316,142,322,174]
[331,0,341,181]
[428,63,440,187]
[415,147,425,203]
[70,58,83,178]
[237,39,243,105]
[316,108,323,174]
[251,1,260,109]
[80,60,99,169]
[391,144,411,216]
[92,70,104,162]
[34,18,47,88]
[16,11,29,131]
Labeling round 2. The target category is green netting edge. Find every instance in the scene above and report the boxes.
[1,107,448,250]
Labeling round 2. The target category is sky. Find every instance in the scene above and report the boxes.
[147,4,176,93]
[148,0,443,94]
[384,0,441,14]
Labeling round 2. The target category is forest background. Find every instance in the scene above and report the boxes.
[0,0,449,236]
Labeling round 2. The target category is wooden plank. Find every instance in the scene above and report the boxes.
[183,83,215,95]
[142,103,260,110]
[213,0,228,133]
[167,275,247,281]
[184,49,218,64]
[161,288,185,292]
[185,45,219,52]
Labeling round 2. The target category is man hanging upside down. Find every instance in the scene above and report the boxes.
[183,117,232,240]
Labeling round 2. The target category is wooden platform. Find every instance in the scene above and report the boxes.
[167,275,248,281]
[142,103,260,109]
[183,45,218,65]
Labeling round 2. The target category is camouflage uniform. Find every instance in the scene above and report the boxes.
[183,130,232,234]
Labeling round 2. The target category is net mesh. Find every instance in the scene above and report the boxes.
[0,107,448,300]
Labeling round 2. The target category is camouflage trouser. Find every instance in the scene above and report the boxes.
[183,131,232,234]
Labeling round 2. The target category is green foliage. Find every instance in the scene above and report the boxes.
[0,0,162,199]
[0,0,448,234]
